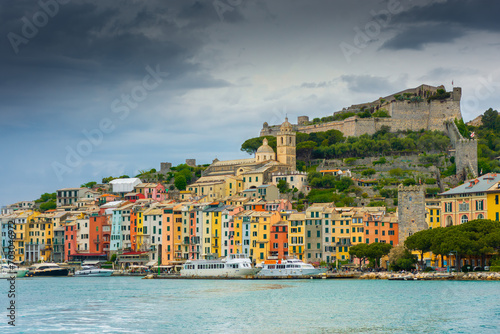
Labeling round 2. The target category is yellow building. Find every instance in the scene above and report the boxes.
[425,199,441,229]
[13,211,41,263]
[486,181,500,222]
[439,174,500,227]
[187,175,243,201]
[248,211,281,264]
[288,213,305,260]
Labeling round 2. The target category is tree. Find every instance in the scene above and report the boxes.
[241,136,277,155]
[40,200,56,212]
[405,229,433,269]
[174,174,187,190]
[81,181,96,189]
[296,141,317,162]
[481,108,498,130]
[349,243,369,268]
[389,246,417,271]
[365,242,393,267]
[277,180,290,194]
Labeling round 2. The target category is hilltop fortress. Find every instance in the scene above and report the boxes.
[260,84,478,177]
[260,84,462,137]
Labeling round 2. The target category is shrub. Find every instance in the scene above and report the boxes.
[344,157,358,165]
[373,157,387,165]
[361,168,376,176]
[403,178,416,186]
[426,187,441,195]
[490,266,500,272]
[424,178,436,184]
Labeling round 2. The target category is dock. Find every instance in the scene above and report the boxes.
[142,273,361,280]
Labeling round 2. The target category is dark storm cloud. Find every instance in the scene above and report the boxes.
[381,0,500,50]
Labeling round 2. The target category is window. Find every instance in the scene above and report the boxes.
[461,215,469,224]
[476,200,484,211]
[445,202,453,212]
[316,231,320,237]
[496,195,499,205]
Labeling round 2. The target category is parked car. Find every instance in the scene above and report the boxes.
[473,266,483,271]
[484,266,490,271]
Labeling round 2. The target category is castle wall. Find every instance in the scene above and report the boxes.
[260,88,462,140]
[456,139,478,177]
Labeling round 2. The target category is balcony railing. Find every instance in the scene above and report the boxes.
[94,239,100,244]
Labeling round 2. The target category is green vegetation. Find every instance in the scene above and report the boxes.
[388,246,418,271]
[240,136,277,155]
[427,88,451,102]
[405,219,500,271]
[349,242,393,268]
[35,193,56,203]
[35,192,57,212]
[81,181,97,189]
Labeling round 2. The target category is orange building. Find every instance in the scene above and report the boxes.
[364,212,399,246]
[269,222,288,259]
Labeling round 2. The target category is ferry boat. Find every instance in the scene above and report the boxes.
[74,265,114,277]
[25,263,69,277]
[257,258,328,277]
[180,253,261,278]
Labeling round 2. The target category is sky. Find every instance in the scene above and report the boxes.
[1,0,500,207]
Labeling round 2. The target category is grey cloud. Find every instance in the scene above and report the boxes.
[341,74,406,94]
[381,0,500,50]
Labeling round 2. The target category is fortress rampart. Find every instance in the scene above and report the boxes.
[260,85,462,137]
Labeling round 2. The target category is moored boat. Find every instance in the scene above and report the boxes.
[75,265,114,277]
[257,258,328,277]
[25,263,69,277]
[1,263,28,278]
[180,253,261,278]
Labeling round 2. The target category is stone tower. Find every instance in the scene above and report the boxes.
[397,185,427,244]
[277,117,296,170]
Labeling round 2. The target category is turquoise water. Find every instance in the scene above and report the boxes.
[1,277,499,333]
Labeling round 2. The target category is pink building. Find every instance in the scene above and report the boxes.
[135,183,168,201]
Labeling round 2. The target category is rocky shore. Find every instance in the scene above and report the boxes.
[359,271,500,281]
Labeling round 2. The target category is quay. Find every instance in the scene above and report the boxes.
[142,272,361,279]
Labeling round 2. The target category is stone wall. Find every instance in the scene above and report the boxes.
[444,120,478,178]
[397,185,427,244]
[260,95,461,138]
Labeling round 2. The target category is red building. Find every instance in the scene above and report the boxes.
[269,222,288,259]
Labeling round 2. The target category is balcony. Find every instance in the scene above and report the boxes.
[103,247,110,252]
[94,239,101,244]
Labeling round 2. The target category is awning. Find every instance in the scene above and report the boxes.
[145,261,157,267]
[82,260,101,265]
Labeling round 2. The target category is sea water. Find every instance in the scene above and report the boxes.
[1,277,499,333]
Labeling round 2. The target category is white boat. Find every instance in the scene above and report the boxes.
[1,263,29,278]
[180,253,261,278]
[1,249,28,278]
[257,258,328,277]
[75,265,114,277]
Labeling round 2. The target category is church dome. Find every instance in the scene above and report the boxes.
[255,138,276,162]
[280,117,293,132]
[256,138,274,154]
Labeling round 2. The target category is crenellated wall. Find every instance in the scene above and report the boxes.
[260,96,461,138]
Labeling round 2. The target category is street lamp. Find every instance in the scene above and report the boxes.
[447,250,456,273]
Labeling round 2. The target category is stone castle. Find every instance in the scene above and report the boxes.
[260,84,478,177]
[260,84,462,137]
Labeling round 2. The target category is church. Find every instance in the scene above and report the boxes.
[186,119,297,200]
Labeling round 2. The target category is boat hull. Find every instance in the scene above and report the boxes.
[258,267,327,277]
[180,267,261,278]
[75,269,114,277]
[26,269,69,277]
